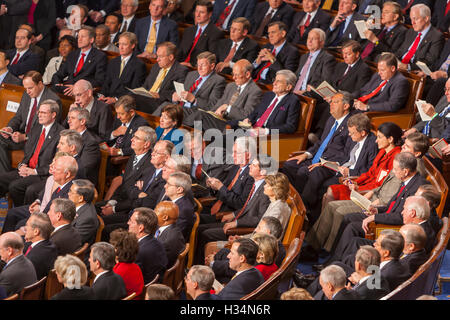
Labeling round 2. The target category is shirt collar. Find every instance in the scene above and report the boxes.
[53,223,69,233]
[31,239,45,248]
[93,270,110,284]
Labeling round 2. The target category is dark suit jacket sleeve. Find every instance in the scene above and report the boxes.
[7,52,41,77]
[160,64,189,102]
[217,175,254,210]
[236,192,270,228]
[268,45,300,80]
[196,75,227,110]
[73,206,99,245]
[266,94,301,134]
[349,134,378,176]
[368,74,410,112]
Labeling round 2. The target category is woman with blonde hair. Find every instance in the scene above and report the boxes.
[251,233,279,281]
[263,173,291,232]
[51,255,95,300]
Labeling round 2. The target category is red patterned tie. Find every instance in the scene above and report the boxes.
[446,0,450,15]
[210,168,241,215]
[300,14,311,37]
[254,48,276,82]
[184,27,202,63]
[254,98,278,128]
[25,98,38,134]
[28,128,46,169]
[11,53,20,65]
[401,32,422,64]
[386,184,405,214]
[189,77,203,93]
[223,42,238,64]
[74,53,86,77]
[233,183,256,221]
[25,245,32,256]
[215,0,235,28]
[358,80,387,103]
[195,163,202,180]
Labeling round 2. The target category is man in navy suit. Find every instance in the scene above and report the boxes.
[229,69,301,134]
[280,91,353,199]
[23,213,58,280]
[185,265,218,300]
[135,0,179,59]
[106,95,149,157]
[287,0,332,45]
[51,26,107,96]
[319,265,360,300]
[128,207,168,284]
[211,0,257,31]
[250,0,294,38]
[217,238,264,299]
[252,21,299,84]
[90,242,127,300]
[6,28,40,78]
[100,32,146,103]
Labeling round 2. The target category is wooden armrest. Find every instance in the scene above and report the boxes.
[197,196,217,207]
[110,155,130,165]
[288,151,306,158]
[225,227,255,236]
[365,222,401,241]
[215,211,232,221]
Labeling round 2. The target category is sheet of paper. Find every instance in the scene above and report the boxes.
[416,61,432,76]
[429,138,448,159]
[350,190,372,211]
[354,20,368,39]
[126,87,153,98]
[0,130,12,136]
[416,100,433,121]
[316,81,337,98]
[173,81,187,102]
[6,101,20,113]
[320,158,339,171]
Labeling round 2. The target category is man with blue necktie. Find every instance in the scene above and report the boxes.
[280,91,354,214]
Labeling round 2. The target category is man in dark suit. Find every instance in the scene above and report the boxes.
[48,198,82,255]
[154,201,186,268]
[100,33,146,103]
[51,26,107,96]
[217,238,264,299]
[331,153,430,261]
[399,223,429,277]
[90,242,127,300]
[66,107,101,185]
[196,156,273,264]
[128,207,168,284]
[1,155,78,233]
[319,265,360,300]
[119,0,139,34]
[300,113,378,221]
[0,100,63,207]
[395,4,444,72]
[280,91,353,197]
[352,53,409,113]
[66,79,114,142]
[0,0,31,49]
[0,232,37,296]
[325,0,366,47]
[185,265,218,300]
[230,69,301,134]
[105,13,122,46]
[397,0,432,25]
[190,59,263,131]
[0,50,21,86]
[360,1,407,61]
[157,51,226,120]
[287,0,332,46]
[84,0,120,26]
[432,0,450,33]
[22,213,58,280]
[250,0,294,38]
[70,179,100,246]
[177,0,224,68]
[214,17,260,75]
[6,28,41,78]
[135,0,178,59]
[94,24,119,52]
[0,71,61,172]
[404,80,450,139]
[164,172,196,241]
[98,126,155,241]
[211,0,256,31]
[135,42,188,114]
[106,95,149,157]
[252,21,300,84]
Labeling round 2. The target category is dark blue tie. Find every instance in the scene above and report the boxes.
[312,121,338,164]
[331,20,346,46]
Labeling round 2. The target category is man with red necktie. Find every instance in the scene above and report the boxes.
[395,4,444,71]
[6,28,40,79]
[0,100,64,208]
[352,53,409,113]
[211,0,257,31]
[177,0,223,68]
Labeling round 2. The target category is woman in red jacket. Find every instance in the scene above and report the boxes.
[326,122,403,202]
[252,233,279,281]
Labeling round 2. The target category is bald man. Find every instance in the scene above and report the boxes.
[154,201,186,267]
[0,232,37,297]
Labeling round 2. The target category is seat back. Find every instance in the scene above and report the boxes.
[187,199,201,268]
[72,242,89,261]
[382,217,449,300]
[423,156,449,218]
[44,269,64,300]
[95,215,105,243]
[4,293,19,300]
[97,149,110,202]
[241,234,304,300]
[19,276,47,300]
[138,274,160,300]
[282,185,306,249]
[174,243,190,296]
